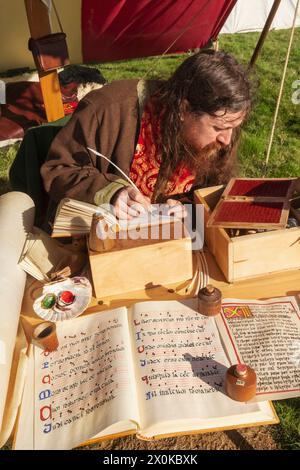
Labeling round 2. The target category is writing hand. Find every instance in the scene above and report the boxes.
[164,199,187,218]
[111,187,152,220]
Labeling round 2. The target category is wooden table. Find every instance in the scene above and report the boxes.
[20,247,300,333]
[7,248,300,447]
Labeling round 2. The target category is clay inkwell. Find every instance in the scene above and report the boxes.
[225,363,257,402]
[197,284,222,317]
[32,321,59,352]
[89,213,116,252]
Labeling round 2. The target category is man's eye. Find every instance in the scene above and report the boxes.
[213,126,223,132]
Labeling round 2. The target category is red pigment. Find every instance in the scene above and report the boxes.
[60,291,75,304]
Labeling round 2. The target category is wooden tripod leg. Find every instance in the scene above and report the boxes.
[24,0,65,122]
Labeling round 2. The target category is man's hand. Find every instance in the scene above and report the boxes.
[164,199,187,218]
[111,187,152,220]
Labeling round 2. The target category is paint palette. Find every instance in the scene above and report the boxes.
[33,277,92,322]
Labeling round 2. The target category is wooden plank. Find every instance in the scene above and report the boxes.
[39,71,65,122]
[89,220,189,253]
[24,0,51,37]
[24,0,64,122]
[205,249,300,300]
[89,236,193,298]
[231,226,300,280]
[194,185,224,207]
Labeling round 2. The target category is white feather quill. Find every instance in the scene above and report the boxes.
[87,147,141,193]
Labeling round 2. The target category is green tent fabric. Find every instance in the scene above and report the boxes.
[9,115,71,228]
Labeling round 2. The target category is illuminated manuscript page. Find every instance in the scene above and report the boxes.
[32,307,139,450]
[216,297,300,401]
[129,300,271,438]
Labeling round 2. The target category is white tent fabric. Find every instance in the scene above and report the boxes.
[221,0,300,34]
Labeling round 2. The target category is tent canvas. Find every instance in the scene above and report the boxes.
[81,0,236,62]
[221,0,300,34]
[1,0,299,73]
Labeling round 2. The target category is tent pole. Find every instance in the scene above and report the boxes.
[264,0,300,173]
[24,0,65,122]
[248,0,282,69]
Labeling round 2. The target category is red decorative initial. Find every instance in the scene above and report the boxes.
[40,405,52,421]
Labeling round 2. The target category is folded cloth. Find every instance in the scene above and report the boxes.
[9,116,71,228]
[0,81,78,142]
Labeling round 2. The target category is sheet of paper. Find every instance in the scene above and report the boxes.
[216,297,300,401]
[129,300,262,434]
[33,308,139,450]
[18,227,85,282]
[119,211,174,230]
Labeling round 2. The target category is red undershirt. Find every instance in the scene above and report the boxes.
[129,102,195,200]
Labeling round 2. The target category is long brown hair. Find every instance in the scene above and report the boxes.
[151,50,253,202]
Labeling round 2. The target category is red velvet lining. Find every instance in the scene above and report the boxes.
[214,201,284,224]
[228,179,292,198]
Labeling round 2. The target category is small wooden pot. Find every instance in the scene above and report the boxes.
[225,364,257,402]
[32,321,59,352]
[197,284,222,317]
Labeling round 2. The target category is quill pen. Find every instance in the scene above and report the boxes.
[87,146,156,214]
[87,147,140,193]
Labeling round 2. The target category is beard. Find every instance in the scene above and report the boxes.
[153,130,236,203]
[176,137,229,178]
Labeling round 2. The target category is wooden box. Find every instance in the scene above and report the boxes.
[194,186,300,283]
[207,177,294,230]
[88,220,193,298]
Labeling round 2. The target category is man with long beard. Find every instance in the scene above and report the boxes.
[41,50,251,225]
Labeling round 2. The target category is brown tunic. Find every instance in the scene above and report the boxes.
[41,79,152,222]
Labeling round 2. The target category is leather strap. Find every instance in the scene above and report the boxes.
[52,0,64,33]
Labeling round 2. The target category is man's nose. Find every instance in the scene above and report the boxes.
[217,129,232,146]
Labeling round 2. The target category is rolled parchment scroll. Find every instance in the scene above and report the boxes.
[0,192,35,429]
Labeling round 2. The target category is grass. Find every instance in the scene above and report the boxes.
[272,399,300,450]
[0,143,19,195]
[0,28,299,450]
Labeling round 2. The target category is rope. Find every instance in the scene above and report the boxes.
[264,0,300,174]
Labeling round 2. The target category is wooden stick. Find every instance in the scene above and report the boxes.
[24,0,65,122]
[248,0,282,69]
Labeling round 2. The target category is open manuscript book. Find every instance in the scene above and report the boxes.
[14,296,300,450]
